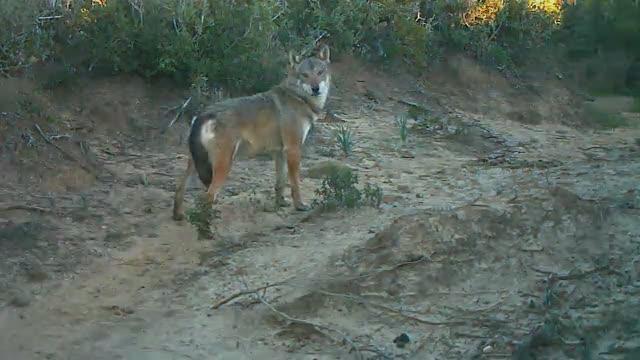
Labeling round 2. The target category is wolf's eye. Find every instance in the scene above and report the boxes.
[317,70,323,76]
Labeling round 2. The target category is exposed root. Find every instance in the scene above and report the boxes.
[530,264,612,280]
[34,124,99,178]
[211,277,294,310]
[0,204,51,213]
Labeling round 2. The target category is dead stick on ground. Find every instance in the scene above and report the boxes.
[344,256,428,281]
[257,295,363,360]
[33,124,98,177]
[530,265,611,280]
[316,289,465,326]
[0,204,51,213]
[211,278,293,309]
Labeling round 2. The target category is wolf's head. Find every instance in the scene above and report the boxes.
[286,44,331,107]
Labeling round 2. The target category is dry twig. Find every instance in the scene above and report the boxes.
[343,256,428,281]
[314,289,465,326]
[0,204,51,213]
[211,277,293,309]
[33,124,98,177]
[162,97,192,134]
[530,265,611,280]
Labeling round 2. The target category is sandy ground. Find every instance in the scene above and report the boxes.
[1,55,639,359]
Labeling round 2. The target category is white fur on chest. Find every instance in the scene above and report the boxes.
[316,79,329,108]
[301,120,312,144]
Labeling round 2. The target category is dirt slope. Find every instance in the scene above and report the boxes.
[1,56,639,359]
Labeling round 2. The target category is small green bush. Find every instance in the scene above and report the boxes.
[186,194,216,239]
[395,114,409,143]
[312,166,382,211]
[335,125,355,156]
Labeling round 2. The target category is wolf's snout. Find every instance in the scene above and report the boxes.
[311,85,320,96]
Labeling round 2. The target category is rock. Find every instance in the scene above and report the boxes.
[397,185,411,193]
[393,333,411,348]
[22,255,48,282]
[306,160,352,179]
[482,345,493,353]
[382,194,402,204]
[9,288,32,307]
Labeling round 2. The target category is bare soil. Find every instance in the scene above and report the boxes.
[1,55,639,360]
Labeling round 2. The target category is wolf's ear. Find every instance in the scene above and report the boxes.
[288,51,301,67]
[317,44,330,62]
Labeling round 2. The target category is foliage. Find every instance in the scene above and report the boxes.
[2,0,640,94]
[559,0,640,60]
[59,0,285,92]
[583,104,629,130]
[312,166,383,211]
[0,0,56,75]
[186,194,215,239]
[395,114,409,143]
[557,0,640,92]
[335,125,355,156]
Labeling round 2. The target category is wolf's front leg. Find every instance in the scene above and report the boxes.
[173,157,195,221]
[274,150,290,208]
[285,146,309,211]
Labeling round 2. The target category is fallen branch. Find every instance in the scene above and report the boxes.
[162,96,192,134]
[300,31,328,57]
[49,134,71,141]
[314,289,465,326]
[211,277,293,309]
[0,204,51,213]
[530,265,611,281]
[33,124,98,177]
[344,256,428,281]
[37,15,63,21]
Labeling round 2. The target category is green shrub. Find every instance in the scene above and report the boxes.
[312,166,383,211]
[3,0,640,97]
[2,0,433,89]
[61,0,284,92]
[559,0,640,60]
[395,114,409,143]
[186,194,216,239]
[557,0,640,93]
[0,0,56,74]
[335,125,355,156]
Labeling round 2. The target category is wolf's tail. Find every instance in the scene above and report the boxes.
[188,115,213,187]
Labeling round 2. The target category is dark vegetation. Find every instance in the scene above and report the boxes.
[2,0,639,96]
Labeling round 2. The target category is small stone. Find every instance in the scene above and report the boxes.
[397,185,411,193]
[9,289,32,307]
[482,345,493,353]
[23,255,48,282]
[393,333,411,348]
[382,195,402,204]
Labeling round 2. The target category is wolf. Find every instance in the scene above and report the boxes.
[172,45,332,221]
